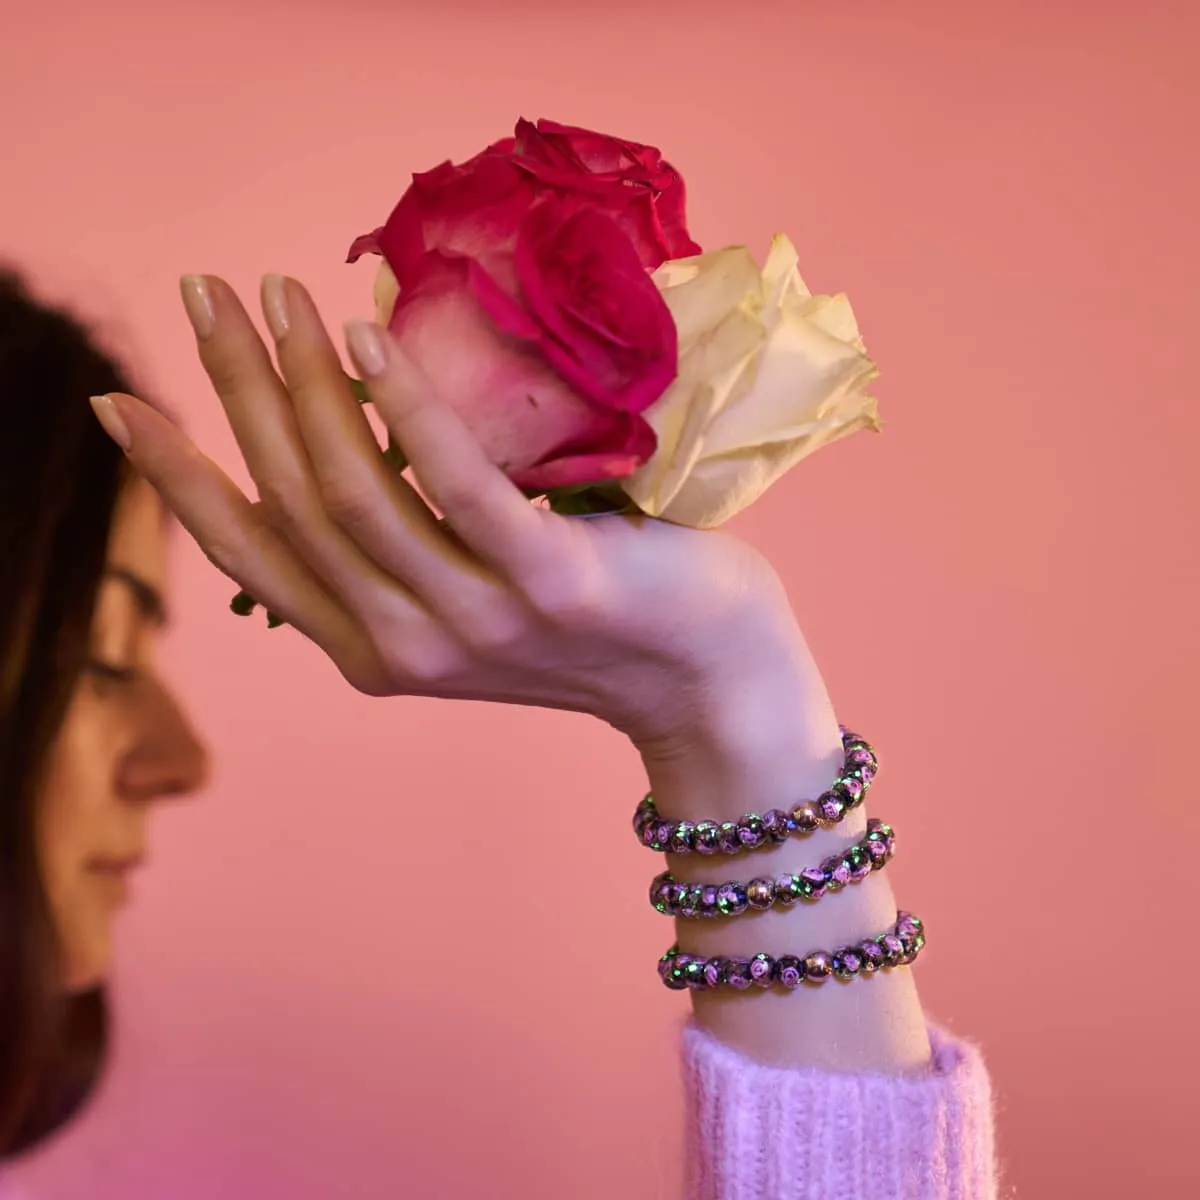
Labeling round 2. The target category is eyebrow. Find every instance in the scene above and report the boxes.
[105,567,169,626]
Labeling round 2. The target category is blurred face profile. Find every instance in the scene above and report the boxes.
[35,477,208,991]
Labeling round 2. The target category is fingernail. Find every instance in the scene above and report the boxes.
[180,275,216,339]
[90,394,131,451]
[261,274,290,340]
[344,320,389,378]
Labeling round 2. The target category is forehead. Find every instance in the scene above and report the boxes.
[107,476,167,588]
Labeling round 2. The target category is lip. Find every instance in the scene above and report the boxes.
[86,856,145,904]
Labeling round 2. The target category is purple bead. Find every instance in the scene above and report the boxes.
[896,911,921,937]
[649,874,675,913]
[736,814,766,850]
[694,821,722,855]
[668,821,697,854]
[678,885,702,919]
[716,882,749,917]
[832,949,863,980]
[762,809,793,843]
[657,951,676,982]
[699,884,721,919]
[725,958,754,990]
[775,874,807,906]
[847,747,875,770]
[663,954,690,990]
[824,857,853,890]
[789,803,820,833]
[649,821,673,852]
[804,951,833,982]
[880,934,905,966]
[746,878,774,910]
[817,792,847,824]
[846,845,872,880]
[717,822,742,854]
[703,957,728,988]
[775,954,805,989]
[865,838,890,867]
[749,953,775,987]
[799,866,828,900]
[633,802,655,839]
[841,776,865,806]
[858,940,886,972]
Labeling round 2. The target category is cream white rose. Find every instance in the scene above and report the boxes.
[622,234,881,528]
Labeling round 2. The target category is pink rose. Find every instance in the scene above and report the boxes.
[347,119,697,491]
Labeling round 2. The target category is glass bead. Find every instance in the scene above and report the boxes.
[703,957,729,988]
[841,776,865,807]
[668,821,697,855]
[803,951,833,982]
[762,809,793,843]
[817,792,846,824]
[725,958,754,990]
[694,821,722,855]
[649,821,673,852]
[775,873,808,906]
[716,882,749,917]
[749,953,775,988]
[775,955,805,990]
[799,866,827,900]
[858,940,886,972]
[846,844,872,881]
[824,856,853,890]
[746,878,774,910]
[677,885,702,919]
[880,934,905,966]
[736,814,766,850]
[833,949,863,980]
[717,822,742,854]
[788,802,820,833]
[699,884,721,919]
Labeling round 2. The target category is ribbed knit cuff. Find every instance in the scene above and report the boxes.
[681,1023,996,1200]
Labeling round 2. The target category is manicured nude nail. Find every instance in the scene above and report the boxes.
[345,320,389,377]
[90,394,131,451]
[180,274,216,339]
[261,273,290,340]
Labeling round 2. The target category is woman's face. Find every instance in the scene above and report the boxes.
[37,477,209,991]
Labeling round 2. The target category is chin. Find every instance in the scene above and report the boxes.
[61,928,113,993]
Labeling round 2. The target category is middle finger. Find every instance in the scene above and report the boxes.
[181,274,413,624]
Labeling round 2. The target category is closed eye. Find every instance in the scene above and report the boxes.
[86,660,142,685]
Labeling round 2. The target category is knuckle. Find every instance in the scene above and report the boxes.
[523,572,599,626]
[319,474,380,533]
[378,631,461,690]
[255,476,304,531]
[458,605,527,658]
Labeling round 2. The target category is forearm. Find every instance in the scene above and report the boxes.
[638,655,930,1073]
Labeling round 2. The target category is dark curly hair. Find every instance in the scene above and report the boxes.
[0,268,135,1156]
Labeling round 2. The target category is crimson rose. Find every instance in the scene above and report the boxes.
[347,119,699,490]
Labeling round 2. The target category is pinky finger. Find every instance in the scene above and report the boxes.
[91,393,381,687]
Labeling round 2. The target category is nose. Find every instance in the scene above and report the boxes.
[117,677,211,803]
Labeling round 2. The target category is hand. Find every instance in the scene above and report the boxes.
[94,274,831,756]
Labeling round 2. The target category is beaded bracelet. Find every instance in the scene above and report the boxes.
[649,819,894,919]
[657,911,924,992]
[633,727,877,856]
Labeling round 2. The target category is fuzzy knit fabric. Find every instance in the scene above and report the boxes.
[682,1024,996,1200]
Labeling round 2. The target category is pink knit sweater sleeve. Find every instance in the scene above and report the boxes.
[681,1024,997,1200]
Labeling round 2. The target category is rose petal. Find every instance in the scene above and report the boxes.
[388,252,656,487]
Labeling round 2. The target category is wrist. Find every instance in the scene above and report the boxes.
[634,657,844,823]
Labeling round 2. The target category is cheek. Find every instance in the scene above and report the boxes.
[36,690,124,988]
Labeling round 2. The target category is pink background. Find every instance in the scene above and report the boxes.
[4,0,1197,1195]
